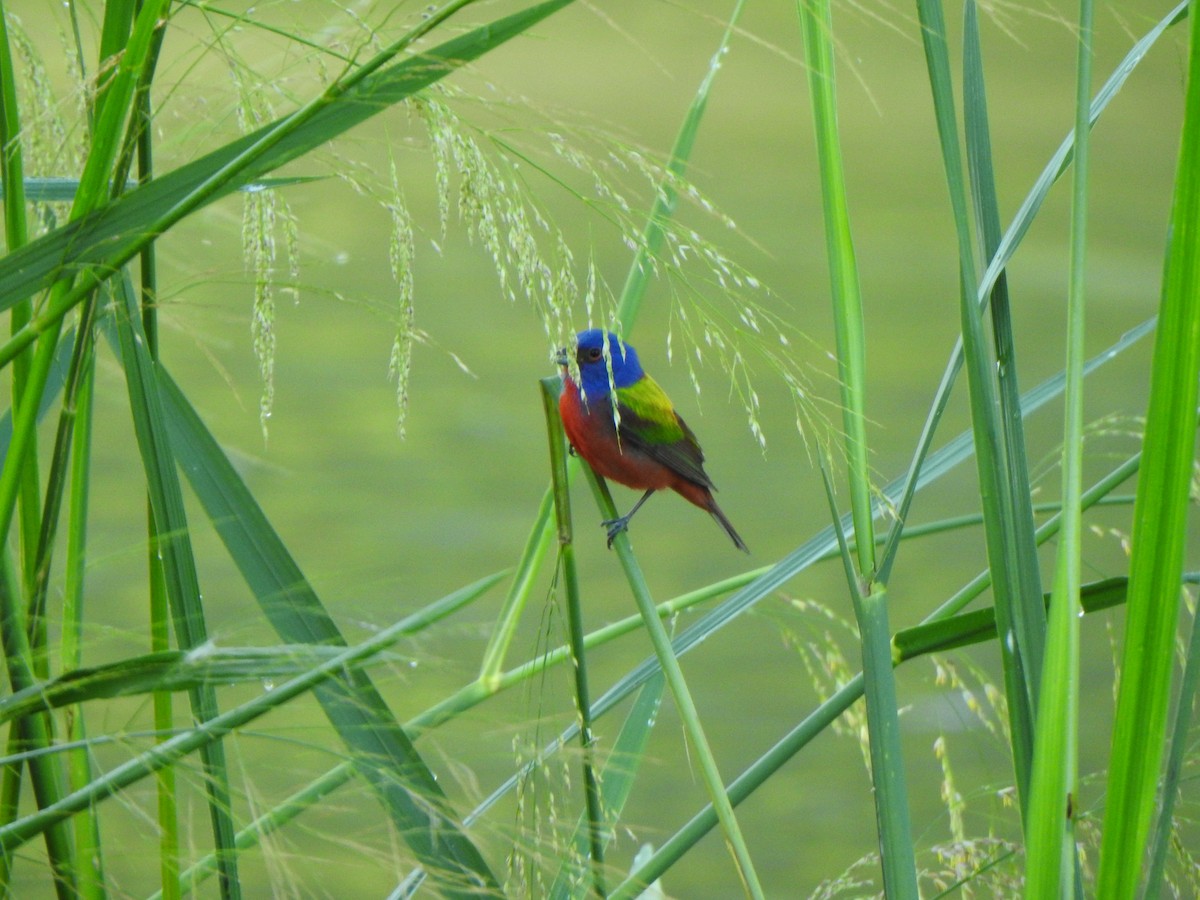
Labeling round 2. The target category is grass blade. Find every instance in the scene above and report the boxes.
[800,1,916,892]
[1025,0,1094,893]
[541,377,605,895]
[155,363,502,896]
[112,274,241,897]
[580,464,765,898]
[1097,4,1200,894]
[913,0,1041,813]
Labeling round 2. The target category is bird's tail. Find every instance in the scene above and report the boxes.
[708,498,749,553]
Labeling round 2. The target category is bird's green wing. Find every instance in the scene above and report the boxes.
[615,376,712,487]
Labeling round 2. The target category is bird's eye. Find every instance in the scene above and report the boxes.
[585,347,603,362]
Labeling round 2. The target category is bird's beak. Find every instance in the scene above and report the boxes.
[555,348,570,367]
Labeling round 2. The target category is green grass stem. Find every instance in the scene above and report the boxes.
[541,377,606,895]
[580,466,765,899]
[1025,0,1093,894]
[1097,3,1200,894]
[1144,594,1200,898]
[801,2,916,892]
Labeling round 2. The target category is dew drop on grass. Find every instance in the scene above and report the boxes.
[262,679,275,692]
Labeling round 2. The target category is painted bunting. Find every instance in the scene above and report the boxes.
[557,329,748,552]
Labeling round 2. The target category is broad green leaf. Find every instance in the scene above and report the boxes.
[157,365,501,896]
[112,273,241,895]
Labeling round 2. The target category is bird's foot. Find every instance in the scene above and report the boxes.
[601,515,631,549]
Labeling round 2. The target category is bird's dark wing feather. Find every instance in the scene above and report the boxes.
[615,402,714,488]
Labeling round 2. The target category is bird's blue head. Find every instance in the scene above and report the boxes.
[568,329,644,398]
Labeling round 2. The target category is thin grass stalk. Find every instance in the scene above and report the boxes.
[548,671,665,900]
[1096,3,1200,894]
[59,352,104,900]
[580,468,764,899]
[127,21,183,894]
[913,0,1040,810]
[800,3,916,892]
[1024,4,1094,892]
[0,0,39,626]
[614,0,745,331]
[818,459,917,898]
[798,0,872,568]
[1144,593,1200,898]
[541,377,605,895]
[961,0,1045,707]
[0,5,33,885]
[0,550,75,897]
[477,490,555,682]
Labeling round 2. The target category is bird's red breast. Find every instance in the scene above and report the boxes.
[559,376,709,506]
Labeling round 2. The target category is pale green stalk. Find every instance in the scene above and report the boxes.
[1025,2,1093,893]
[541,378,605,895]
[61,355,104,900]
[0,3,37,888]
[913,0,1042,811]
[799,1,916,893]
[583,468,764,899]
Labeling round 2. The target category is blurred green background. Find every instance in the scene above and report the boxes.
[10,0,1190,895]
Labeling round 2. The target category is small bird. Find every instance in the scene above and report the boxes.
[557,329,748,551]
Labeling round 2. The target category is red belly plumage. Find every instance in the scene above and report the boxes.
[559,378,710,508]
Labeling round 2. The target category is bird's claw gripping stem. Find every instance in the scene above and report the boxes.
[601,515,631,549]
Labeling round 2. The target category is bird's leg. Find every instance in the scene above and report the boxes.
[602,489,655,548]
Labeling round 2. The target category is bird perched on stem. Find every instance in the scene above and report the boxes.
[557,328,748,552]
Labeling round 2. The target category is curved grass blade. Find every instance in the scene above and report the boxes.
[962,0,1046,727]
[0,644,387,724]
[581,465,766,898]
[0,175,323,203]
